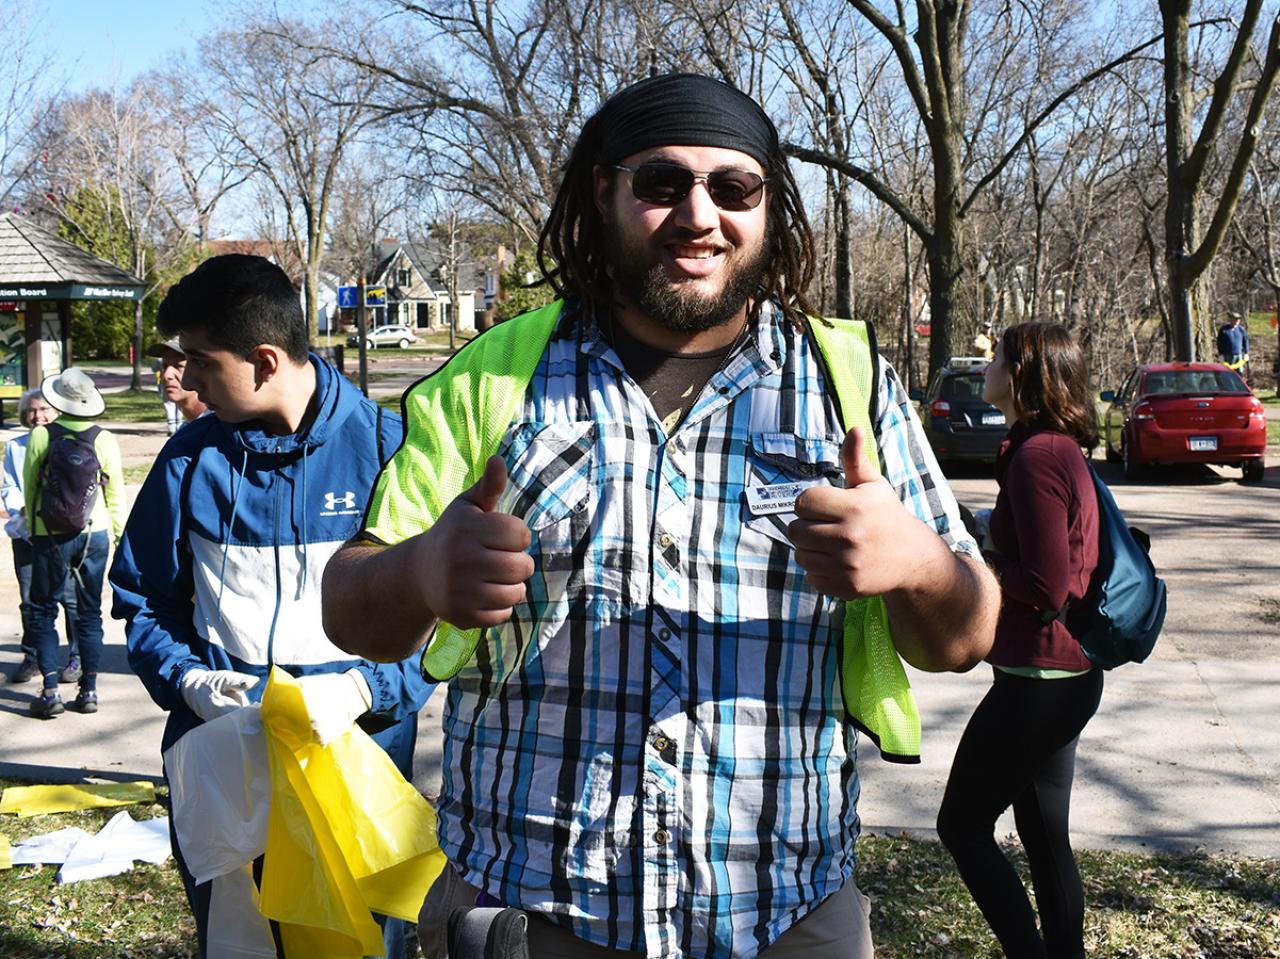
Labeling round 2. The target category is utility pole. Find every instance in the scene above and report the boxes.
[357,272,369,397]
[903,226,914,395]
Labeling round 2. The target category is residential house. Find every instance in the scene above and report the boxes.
[366,239,480,332]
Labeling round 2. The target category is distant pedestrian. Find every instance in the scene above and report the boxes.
[147,337,207,433]
[3,389,80,685]
[937,322,1103,958]
[23,368,125,718]
[1216,311,1249,371]
[973,321,995,360]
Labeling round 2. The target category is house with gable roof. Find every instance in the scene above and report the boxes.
[365,238,478,332]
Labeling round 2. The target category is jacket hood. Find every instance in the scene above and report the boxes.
[223,355,361,457]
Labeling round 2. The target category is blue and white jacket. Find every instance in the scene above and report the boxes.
[110,356,432,767]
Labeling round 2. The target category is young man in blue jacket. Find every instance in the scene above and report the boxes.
[110,254,431,959]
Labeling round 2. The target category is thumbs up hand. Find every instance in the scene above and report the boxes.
[788,427,928,599]
[417,455,535,629]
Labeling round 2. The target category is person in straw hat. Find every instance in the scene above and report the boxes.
[22,367,124,718]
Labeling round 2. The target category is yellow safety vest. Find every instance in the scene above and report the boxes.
[378,299,921,762]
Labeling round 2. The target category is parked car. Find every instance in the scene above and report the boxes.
[918,356,1008,465]
[1101,362,1267,482]
[346,324,418,349]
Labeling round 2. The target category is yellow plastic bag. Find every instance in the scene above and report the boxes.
[258,667,447,958]
[0,834,10,870]
[0,782,156,817]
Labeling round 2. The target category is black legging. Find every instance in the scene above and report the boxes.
[937,667,1104,959]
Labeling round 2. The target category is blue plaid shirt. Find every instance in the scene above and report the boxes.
[434,303,977,958]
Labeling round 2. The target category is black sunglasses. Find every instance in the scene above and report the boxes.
[613,162,769,211]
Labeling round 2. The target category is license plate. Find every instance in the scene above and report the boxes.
[982,411,1006,426]
[1189,436,1218,451]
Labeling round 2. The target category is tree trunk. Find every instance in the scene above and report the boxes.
[927,125,966,380]
[131,245,146,390]
[834,181,853,318]
[131,298,144,391]
[304,265,320,343]
[927,234,964,377]
[1167,265,1195,361]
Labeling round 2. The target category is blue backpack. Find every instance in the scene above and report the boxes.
[1047,464,1167,668]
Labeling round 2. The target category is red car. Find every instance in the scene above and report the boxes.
[1101,362,1267,482]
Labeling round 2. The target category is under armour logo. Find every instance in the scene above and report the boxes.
[324,490,357,511]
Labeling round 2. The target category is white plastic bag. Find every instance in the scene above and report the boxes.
[162,705,270,885]
[207,863,278,958]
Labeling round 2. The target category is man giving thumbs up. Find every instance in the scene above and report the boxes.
[790,427,994,670]
[323,73,998,959]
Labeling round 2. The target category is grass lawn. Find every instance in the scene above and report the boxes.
[101,389,162,424]
[3,777,1276,957]
[858,832,1280,957]
[0,779,194,958]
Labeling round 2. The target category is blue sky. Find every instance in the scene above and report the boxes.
[42,1,234,93]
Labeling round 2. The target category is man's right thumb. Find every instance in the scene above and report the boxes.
[464,455,508,512]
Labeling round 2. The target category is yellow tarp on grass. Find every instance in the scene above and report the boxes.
[0,834,10,869]
[0,782,156,818]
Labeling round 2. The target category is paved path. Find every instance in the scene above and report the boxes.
[1,405,1277,860]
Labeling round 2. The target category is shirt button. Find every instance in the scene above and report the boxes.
[658,628,671,640]
[658,533,674,548]
[653,736,669,751]
[654,829,670,844]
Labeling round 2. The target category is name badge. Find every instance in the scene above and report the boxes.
[744,481,819,516]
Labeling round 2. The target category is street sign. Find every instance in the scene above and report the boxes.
[365,286,387,306]
[337,286,358,309]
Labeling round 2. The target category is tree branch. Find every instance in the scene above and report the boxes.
[783,141,931,241]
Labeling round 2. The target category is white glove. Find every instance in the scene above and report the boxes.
[295,669,373,747]
[179,669,261,722]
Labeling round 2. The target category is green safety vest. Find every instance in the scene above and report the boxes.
[370,299,921,762]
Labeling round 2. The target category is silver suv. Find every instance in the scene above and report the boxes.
[347,324,419,349]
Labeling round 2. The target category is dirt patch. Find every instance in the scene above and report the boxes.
[1259,598,1280,628]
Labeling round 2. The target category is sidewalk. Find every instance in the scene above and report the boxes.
[2,610,1276,857]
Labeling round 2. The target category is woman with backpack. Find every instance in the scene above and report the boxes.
[23,368,125,718]
[3,389,81,686]
[936,323,1103,959]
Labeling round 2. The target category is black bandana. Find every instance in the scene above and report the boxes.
[597,73,779,168]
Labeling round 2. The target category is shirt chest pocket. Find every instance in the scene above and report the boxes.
[742,431,844,548]
[500,420,596,553]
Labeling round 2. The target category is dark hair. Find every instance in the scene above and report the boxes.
[1001,322,1098,449]
[536,101,818,327]
[157,254,308,363]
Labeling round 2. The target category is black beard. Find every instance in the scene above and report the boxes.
[603,222,771,333]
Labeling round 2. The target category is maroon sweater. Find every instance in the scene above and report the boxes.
[984,423,1098,670]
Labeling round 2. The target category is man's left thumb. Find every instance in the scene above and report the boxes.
[841,427,879,488]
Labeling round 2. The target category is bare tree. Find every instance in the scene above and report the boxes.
[141,63,250,244]
[786,0,1162,382]
[326,149,409,283]
[0,2,59,207]
[37,84,193,386]
[201,15,382,338]
[1160,0,1280,361]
